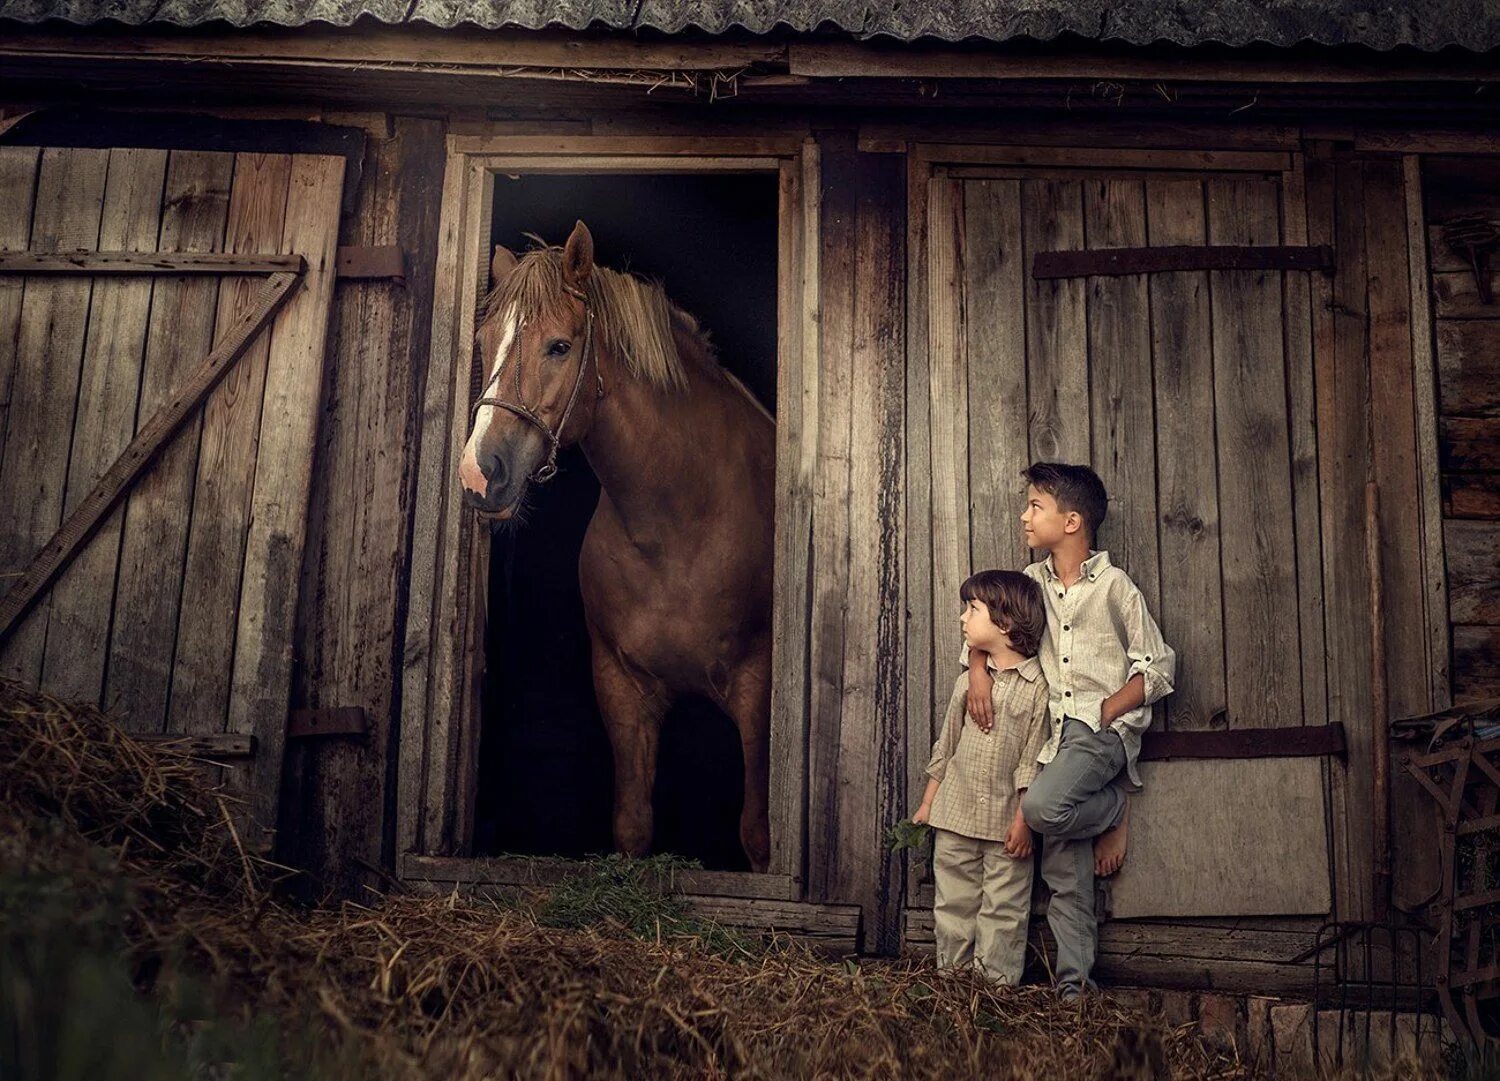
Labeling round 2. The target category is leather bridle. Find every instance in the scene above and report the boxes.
[470,283,602,485]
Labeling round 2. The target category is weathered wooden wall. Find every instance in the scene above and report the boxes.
[802,134,908,953]
[1426,157,1500,709]
[281,115,446,897]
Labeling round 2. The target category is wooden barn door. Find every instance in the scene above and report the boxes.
[914,152,1333,918]
[0,146,344,850]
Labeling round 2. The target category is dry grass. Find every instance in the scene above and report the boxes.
[0,679,1420,1079]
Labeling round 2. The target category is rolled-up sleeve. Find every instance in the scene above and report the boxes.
[925,682,966,782]
[1122,583,1176,705]
[1013,680,1051,791]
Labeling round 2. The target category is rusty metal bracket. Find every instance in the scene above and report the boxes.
[1139,722,1346,761]
[287,706,370,740]
[1033,244,1335,279]
[336,244,404,281]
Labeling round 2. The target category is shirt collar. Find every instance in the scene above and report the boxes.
[987,654,1044,683]
[1043,550,1112,582]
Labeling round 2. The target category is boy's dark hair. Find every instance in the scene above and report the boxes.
[960,570,1046,658]
[1024,461,1108,544]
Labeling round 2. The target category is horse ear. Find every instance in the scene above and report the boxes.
[491,244,519,286]
[561,220,595,290]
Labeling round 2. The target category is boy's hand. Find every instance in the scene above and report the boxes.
[1004,810,1033,858]
[913,803,931,825]
[967,663,996,732]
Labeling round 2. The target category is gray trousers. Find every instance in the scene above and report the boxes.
[1020,717,1127,998]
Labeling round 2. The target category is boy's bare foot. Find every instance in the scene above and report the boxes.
[1094,803,1129,877]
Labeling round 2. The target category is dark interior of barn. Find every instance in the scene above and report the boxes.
[473,172,779,871]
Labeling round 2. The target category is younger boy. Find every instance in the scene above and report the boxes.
[965,462,1176,1000]
[914,569,1050,986]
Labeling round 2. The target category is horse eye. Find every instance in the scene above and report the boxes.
[546,340,572,357]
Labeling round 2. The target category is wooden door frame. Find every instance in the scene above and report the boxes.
[396,134,821,902]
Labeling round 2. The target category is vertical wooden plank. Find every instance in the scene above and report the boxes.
[1280,157,1330,732]
[1365,160,1428,722]
[1321,154,1375,924]
[1084,178,1159,613]
[422,160,492,855]
[398,142,471,859]
[923,175,966,868]
[0,147,109,685]
[835,151,904,954]
[805,130,856,904]
[168,153,292,737]
[225,153,345,848]
[1022,179,1088,465]
[0,146,41,473]
[1205,177,1302,728]
[1404,155,1452,711]
[963,179,1029,572]
[902,151,932,909]
[40,147,168,705]
[1145,178,1226,731]
[1363,158,1443,920]
[283,118,445,896]
[107,152,234,732]
[768,141,819,885]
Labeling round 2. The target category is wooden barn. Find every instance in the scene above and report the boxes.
[1,0,1498,1012]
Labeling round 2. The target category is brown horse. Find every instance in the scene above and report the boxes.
[457,221,775,872]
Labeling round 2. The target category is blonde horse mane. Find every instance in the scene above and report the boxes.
[480,244,708,393]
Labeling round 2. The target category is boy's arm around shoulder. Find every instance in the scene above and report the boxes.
[1114,573,1176,705]
[1013,677,1051,793]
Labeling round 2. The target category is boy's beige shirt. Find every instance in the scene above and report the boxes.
[925,655,1050,842]
[960,550,1176,789]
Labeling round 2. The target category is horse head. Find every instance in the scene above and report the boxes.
[459,220,603,520]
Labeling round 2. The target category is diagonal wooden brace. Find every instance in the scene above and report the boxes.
[0,269,303,645]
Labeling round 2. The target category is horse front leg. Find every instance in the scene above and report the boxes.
[589,636,668,859]
[722,643,772,873]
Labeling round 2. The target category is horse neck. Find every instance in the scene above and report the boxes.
[580,330,743,532]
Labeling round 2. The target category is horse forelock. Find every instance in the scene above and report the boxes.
[478,246,717,393]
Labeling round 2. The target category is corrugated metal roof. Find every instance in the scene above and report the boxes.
[1,0,1496,53]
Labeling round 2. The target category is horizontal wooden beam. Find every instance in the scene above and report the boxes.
[913,143,1290,172]
[136,732,256,758]
[0,270,301,646]
[448,134,802,158]
[0,27,786,72]
[790,42,1500,85]
[400,853,801,901]
[0,251,305,275]
[1138,723,1347,761]
[1034,244,1334,279]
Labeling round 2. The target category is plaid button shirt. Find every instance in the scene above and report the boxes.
[924,655,1051,842]
[961,550,1176,790]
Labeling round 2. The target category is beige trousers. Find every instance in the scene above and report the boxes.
[932,827,1034,986]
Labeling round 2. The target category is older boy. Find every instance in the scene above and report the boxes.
[914,570,1050,986]
[965,462,1175,1000]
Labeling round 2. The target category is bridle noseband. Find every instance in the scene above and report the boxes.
[470,283,603,486]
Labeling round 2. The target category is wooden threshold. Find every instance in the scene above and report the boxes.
[400,853,802,901]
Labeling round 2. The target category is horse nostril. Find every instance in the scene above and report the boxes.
[483,452,508,493]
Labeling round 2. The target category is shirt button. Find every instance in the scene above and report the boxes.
[1064,691,1072,697]
[1057,591,1064,598]
[1062,657,1069,664]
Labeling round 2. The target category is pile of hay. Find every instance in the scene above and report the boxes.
[1,680,1260,1079]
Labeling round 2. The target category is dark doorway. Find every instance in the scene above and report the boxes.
[473,172,779,871]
